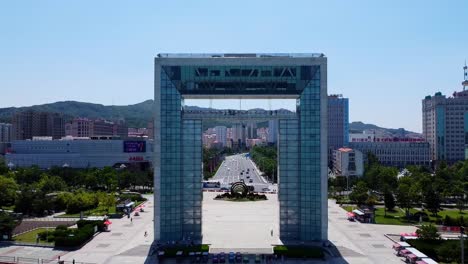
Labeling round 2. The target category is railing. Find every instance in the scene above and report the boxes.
[0,256,95,264]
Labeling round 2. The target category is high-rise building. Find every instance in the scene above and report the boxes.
[328,94,349,163]
[232,123,245,147]
[154,53,328,243]
[214,126,227,147]
[267,120,278,144]
[0,123,12,143]
[12,111,65,140]
[423,90,468,163]
[246,122,257,139]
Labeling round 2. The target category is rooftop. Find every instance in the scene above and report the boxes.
[157,53,325,58]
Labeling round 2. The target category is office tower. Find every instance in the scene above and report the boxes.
[267,120,278,144]
[328,94,349,163]
[422,65,468,163]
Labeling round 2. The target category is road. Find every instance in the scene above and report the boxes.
[211,153,275,192]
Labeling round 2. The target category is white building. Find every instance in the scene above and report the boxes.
[350,141,430,168]
[333,148,364,178]
[5,138,153,169]
[267,120,278,144]
[214,126,227,147]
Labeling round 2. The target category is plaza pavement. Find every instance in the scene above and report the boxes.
[327,199,417,264]
[1,193,422,264]
[202,192,280,253]
[59,194,156,264]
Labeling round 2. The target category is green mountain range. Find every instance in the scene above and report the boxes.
[0,100,417,134]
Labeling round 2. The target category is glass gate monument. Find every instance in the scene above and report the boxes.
[154,53,328,243]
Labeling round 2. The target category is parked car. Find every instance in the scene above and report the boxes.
[235,252,242,263]
[255,255,261,263]
[243,255,249,263]
[228,252,235,263]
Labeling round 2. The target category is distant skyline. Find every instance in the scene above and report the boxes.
[1,1,467,132]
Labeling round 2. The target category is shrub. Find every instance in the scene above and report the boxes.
[54,224,95,248]
[76,220,105,232]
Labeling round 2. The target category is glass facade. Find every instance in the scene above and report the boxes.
[155,54,327,243]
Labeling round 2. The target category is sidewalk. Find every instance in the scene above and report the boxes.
[60,195,155,264]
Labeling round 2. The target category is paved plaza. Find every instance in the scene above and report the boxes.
[1,194,421,264]
[327,200,417,264]
[202,192,280,253]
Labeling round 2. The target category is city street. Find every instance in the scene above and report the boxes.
[211,154,275,192]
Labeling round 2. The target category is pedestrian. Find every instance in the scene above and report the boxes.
[270,229,273,237]
[144,231,148,237]
[131,217,133,222]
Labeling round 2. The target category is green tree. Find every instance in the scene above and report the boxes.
[0,176,18,208]
[424,187,441,216]
[416,224,440,240]
[383,189,395,215]
[396,177,420,218]
[37,174,67,194]
[0,212,18,240]
[349,181,369,206]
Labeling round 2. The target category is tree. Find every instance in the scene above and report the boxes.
[0,212,17,241]
[349,181,369,206]
[416,224,440,240]
[396,177,420,218]
[37,174,67,194]
[0,176,18,208]
[424,187,441,216]
[384,190,396,215]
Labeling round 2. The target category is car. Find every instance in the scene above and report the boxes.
[255,255,261,263]
[213,256,219,263]
[219,252,226,263]
[235,252,242,262]
[228,252,235,263]
[242,256,249,263]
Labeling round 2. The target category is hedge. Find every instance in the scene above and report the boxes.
[76,220,106,232]
[55,224,95,248]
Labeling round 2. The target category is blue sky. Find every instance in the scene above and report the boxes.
[0,1,467,132]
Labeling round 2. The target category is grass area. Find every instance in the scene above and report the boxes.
[408,239,467,263]
[161,244,210,256]
[342,205,468,225]
[273,245,324,258]
[13,228,54,245]
[61,205,117,217]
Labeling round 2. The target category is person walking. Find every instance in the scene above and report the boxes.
[144,231,148,237]
[131,217,133,223]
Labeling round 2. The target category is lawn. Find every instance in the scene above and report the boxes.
[342,205,468,225]
[13,228,54,246]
